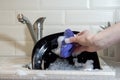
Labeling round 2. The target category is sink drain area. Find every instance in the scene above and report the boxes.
[0,57,115,80]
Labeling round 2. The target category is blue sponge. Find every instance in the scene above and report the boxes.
[60,29,75,58]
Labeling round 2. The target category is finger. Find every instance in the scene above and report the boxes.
[73,46,86,54]
[65,30,89,43]
[65,37,77,43]
[77,30,88,36]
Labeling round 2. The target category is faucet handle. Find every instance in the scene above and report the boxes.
[17,14,26,24]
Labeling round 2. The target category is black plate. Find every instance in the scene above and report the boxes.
[32,31,101,70]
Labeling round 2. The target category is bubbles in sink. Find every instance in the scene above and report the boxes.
[46,58,94,71]
[84,60,94,71]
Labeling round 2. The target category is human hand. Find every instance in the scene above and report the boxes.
[65,30,99,54]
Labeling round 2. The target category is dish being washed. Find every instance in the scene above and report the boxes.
[32,29,101,70]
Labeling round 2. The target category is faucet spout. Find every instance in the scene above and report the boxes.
[17,14,37,44]
[33,17,46,41]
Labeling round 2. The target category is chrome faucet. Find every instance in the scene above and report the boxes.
[17,14,46,44]
[33,17,45,41]
[100,22,111,30]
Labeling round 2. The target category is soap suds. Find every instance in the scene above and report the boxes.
[46,58,94,71]
[52,36,64,56]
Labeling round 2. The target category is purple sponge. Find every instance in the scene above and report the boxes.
[60,29,75,58]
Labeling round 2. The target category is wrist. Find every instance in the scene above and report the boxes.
[92,34,104,50]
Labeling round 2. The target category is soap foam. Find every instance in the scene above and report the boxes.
[46,58,94,71]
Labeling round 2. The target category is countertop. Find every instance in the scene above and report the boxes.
[0,57,119,80]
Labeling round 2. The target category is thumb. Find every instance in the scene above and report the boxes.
[65,37,77,43]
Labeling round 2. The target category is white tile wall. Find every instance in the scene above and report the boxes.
[15,41,34,56]
[0,0,120,57]
[0,0,40,10]
[0,41,15,56]
[66,10,114,25]
[117,10,120,21]
[0,25,32,41]
[101,43,120,62]
[90,0,120,9]
[0,11,15,24]
[43,25,92,36]
[40,0,88,9]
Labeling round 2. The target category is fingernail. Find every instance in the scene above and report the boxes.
[65,38,70,43]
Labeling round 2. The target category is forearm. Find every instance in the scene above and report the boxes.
[93,23,120,49]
